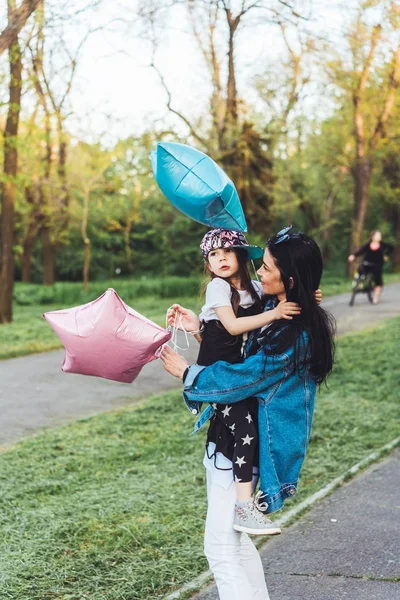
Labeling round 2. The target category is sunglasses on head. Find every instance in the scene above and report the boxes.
[273,226,292,245]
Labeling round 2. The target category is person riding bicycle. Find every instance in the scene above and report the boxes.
[348,231,393,305]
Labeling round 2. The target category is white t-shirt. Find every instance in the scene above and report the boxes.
[199,278,263,323]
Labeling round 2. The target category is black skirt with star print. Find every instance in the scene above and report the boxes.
[206,397,259,479]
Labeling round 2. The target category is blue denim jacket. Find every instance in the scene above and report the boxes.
[183,300,317,513]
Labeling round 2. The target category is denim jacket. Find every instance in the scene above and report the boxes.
[183,300,317,513]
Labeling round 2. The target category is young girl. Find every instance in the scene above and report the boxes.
[171,228,302,535]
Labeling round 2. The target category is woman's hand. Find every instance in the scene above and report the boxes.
[167,304,201,333]
[348,254,355,263]
[160,346,189,379]
[314,289,322,304]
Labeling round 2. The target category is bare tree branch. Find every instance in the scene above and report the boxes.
[237,1,262,19]
[0,0,43,56]
[277,0,305,19]
[278,23,303,126]
[353,24,382,158]
[27,9,49,115]
[370,44,400,150]
[188,1,225,143]
[150,58,208,147]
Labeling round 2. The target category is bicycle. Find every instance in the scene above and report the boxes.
[349,261,376,306]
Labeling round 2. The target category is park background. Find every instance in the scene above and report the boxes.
[0,1,399,599]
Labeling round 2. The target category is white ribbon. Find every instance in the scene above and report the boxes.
[165,306,190,352]
[254,490,269,512]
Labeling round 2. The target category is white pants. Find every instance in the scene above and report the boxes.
[204,468,271,600]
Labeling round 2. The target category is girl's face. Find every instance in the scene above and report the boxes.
[371,231,382,243]
[207,247,240,279]
[257,248,286,299]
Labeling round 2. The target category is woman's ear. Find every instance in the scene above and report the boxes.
[289,277,294,289]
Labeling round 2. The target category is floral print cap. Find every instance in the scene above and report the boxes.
[200,228,264,261]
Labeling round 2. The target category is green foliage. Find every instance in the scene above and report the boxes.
[1,4,399,291]
[8,110,400,285]
[270,105,400,264]
[0,317,399,598]
[218,122,275,234]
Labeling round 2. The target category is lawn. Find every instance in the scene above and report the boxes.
[0,317,399,599]
[2,271,400,360]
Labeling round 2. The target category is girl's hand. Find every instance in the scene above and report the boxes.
[348,254,355,262]
[314,289,322,304]
[160,345,189,379]
[274,299,301,321]
[167,304,201,333]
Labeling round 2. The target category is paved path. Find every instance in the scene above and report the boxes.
[0,283,399,448]
[323,280,400,336]
[195,447,400,600]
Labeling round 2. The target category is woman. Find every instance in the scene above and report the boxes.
[348,230,394,305]
[161,228,335,600]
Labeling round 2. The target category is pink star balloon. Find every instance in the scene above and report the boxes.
[43,288,172,383]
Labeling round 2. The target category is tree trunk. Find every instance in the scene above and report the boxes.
[0,0,42,57]
[220,8,239,151]
[125,181,141,275]
[321,190,336,263]
[21,187,40,282]
[21,233,35,282]
[392,247,400,273]
[39,104,55,285]
[83,239,90,292]
[41,226,55,285]
[0,4,22,323]
[31,9,57,286]
[226,25,237,126]
[57,115,69,216]
[82,187,90,291]
[392,201,400,272]
[124,219,133,274]
[348,157,372,275]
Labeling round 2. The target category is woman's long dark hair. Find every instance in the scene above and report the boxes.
[203,248,262,315]
[263,231,335,384]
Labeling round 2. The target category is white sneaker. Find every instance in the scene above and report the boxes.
[233,496,281,536]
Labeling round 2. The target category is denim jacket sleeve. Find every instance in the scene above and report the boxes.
[183,348,289,408]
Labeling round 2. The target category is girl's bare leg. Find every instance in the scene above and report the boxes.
[373,286,383,304]
[236,481,253,501]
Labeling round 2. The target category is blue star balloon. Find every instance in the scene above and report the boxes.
[151,142,247,232]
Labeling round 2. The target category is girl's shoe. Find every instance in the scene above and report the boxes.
[233,498,281,535]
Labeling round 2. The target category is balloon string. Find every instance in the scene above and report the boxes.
[251,260,260,281]
[166,307,190,352]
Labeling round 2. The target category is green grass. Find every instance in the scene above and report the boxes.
[1,317,399,599]
[13,278,203,307]
[1,272,400,360]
